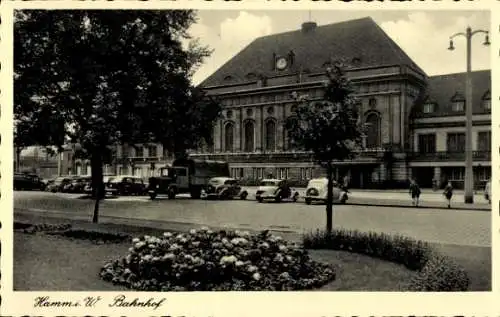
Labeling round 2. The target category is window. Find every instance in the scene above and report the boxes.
[447,167,465,181]
[418,134,436,153]
[231,168,244,179]
[368,98,377,108]
[365,112,381,148]
[423,103,435,114]
[133,167,142,177]
[475,166,491,182]
[265,120,276,151]
[477,131,491,151]
[276,168,289,179]
[300,167,313,180]
[252,167,265,179]
[447,133,465,152]
[224,122,234,152]
[135,146,144,157]
[244,121,255,152]
[452,101,464,112]
[148,145,157,158]
[482,91,491,111]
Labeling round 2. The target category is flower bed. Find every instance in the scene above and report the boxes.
[303,229,470,291]
[99,228,336,291]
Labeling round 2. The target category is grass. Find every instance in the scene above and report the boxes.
[14,232,417,291]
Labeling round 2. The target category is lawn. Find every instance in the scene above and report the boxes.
[14,232,417,291]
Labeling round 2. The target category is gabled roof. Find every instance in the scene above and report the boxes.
[200,17,426,87]
[413,70,491,118]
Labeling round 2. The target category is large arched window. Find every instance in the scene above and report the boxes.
[265,119,276,151]
[224,122,234,152]
[365,112,381,149]
[244,120,255,152]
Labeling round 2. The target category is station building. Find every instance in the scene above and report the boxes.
[77,17,491,189]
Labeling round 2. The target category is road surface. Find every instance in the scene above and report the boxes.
[14,191,490,247]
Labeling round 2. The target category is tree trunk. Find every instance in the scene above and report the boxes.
[326,161,334,233]
[90,151,104,223]
[15,146,23,172]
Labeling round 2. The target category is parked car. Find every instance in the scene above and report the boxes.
[62,177,91,193]
[304,177,348,205]
[255,179,299,203]
[484,179,491,204]
[106,175,146,196]
[46,177,73,193]
[201,177,248,200]
[14,172,46,191]
[83,175,115,195]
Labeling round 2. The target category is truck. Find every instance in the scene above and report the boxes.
[147,158,230,200]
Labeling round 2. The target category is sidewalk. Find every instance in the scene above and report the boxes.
[244,187,490,211]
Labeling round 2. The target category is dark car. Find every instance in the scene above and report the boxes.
[46,177,73,193]
[201,177,248,200]
[14,173,46,191]
[106,175,146,196]
[62,177,91,193]
[83,175,115,196]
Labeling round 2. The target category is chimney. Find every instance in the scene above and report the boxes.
[301,21,317,33]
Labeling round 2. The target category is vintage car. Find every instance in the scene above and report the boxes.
[62,176,91,193]
[46,176,73,193]
[106,175,146,196]
[201,177,248,200]
[304,177,348,205]
[14,172,46,191]
[83,175,115,195]
[255,179,299,203]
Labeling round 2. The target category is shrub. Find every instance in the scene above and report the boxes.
[303,229,469,291]
[99,228,336,291]
[19,223,72,234]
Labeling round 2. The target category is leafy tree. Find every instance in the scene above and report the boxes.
[287,63,363,232]
[14,10,220,223]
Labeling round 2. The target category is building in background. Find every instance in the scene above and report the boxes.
[65,17,491,189]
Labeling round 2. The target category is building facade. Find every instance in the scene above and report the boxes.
[69,17,490,189]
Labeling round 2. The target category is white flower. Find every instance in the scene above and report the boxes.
[124,268,131,274]
[134,242,146,249]
[235,260,245,267]
[200,226,210,232]
[176,234,184,240]
[274,253,284,262]
[180,238,188,244]
[143,255,153,262]
[252,272,261,281]
[132,238,140,243]
[247,265,258,273]
[148,244,156,249]
[221,238,229,244]
[279,245,287,252]
[163,253,175,261]
[207,230,213,234]
[128,247,134,252]
[163,232,173,238]
[144,235,151,240]
[220,255,238,264]
[189,229,197,235]
[241,231,251,237]
[169,243,180,250]
[260,242,270,249]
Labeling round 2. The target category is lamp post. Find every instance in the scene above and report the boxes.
[448,26,490,204]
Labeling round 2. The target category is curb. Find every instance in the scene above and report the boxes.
[346,202,491,212]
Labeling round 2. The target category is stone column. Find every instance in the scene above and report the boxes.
[214,121,222,153]
[434,166,441,183]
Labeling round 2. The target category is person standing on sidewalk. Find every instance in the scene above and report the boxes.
[443,181,453,208]
[409,179,421,207]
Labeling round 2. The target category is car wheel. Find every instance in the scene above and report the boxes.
[240,191,248,200]
[305,198,312,205]
[167,189,176,199]
[275,195,282,203]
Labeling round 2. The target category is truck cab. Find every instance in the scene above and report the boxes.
[147,158,229,200]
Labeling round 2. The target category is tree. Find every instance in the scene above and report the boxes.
[286,63,363,232]
[14,10,220,223]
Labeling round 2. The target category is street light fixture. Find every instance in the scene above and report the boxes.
[448,26,489,204]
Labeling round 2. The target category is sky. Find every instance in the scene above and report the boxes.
[187,10,491,86]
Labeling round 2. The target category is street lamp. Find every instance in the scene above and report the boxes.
[448,26,490,204]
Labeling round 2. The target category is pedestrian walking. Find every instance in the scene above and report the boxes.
[443,181,453,208]
[409,179,421,207]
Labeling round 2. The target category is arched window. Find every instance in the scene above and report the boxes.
[365,112,381,149]
[265,120,276,151]
[244,120,255,152]
[224,122,234,152]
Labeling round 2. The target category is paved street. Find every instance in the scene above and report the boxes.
[14,190,490,247]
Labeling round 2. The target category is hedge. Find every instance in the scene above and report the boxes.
[303,229,469,291]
